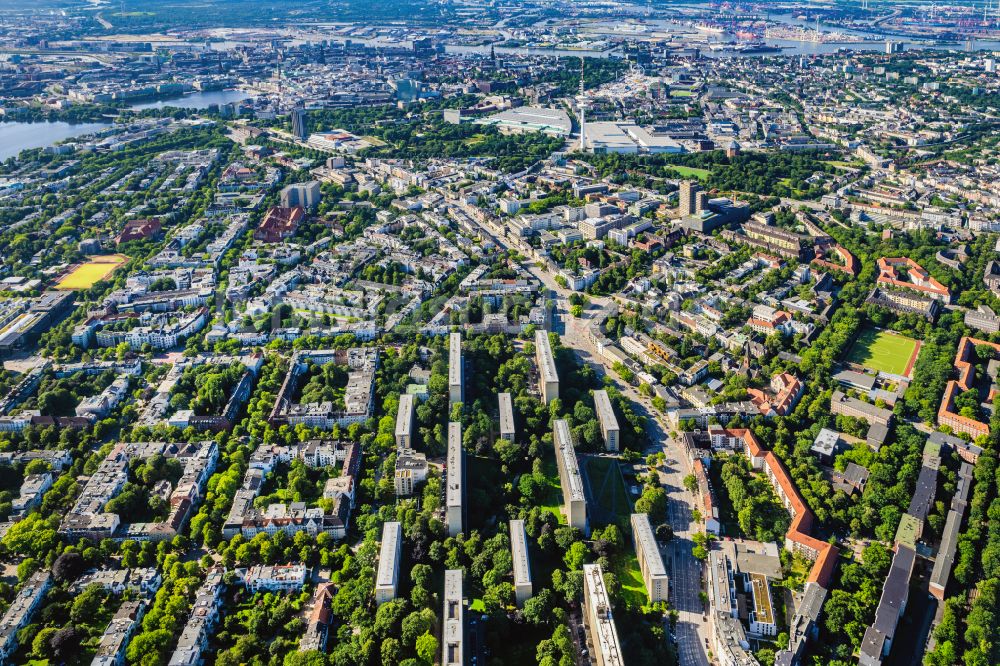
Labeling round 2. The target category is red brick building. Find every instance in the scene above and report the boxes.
[115,218,162,245]
[254,206,305,243]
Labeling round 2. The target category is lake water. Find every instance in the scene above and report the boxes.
[129,89,251,111]
[0,121,111,161]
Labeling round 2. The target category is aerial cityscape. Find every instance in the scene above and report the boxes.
[0,1,999,665]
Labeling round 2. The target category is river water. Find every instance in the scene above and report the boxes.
[279,12,1000,60]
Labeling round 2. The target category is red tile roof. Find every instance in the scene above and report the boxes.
[937,336,1000,438]
[720,428,839,588]
[877,257,950,298]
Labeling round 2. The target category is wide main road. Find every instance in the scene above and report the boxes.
[560,297,711,666]
[469,212,711,666]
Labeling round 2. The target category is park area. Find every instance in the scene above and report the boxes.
[583,456,648,607]
[845,327,921,378]
[664,164,711,180]
[537,457,568,525]
[54,255,128,290]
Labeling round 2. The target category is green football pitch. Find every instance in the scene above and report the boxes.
[845,328,920,377]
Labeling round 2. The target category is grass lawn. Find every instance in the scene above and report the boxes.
[823,160,862,169]
[845,327,921,377]
[538,456,567,525]
[55,254,127,290]
[664,165,711,180]
[783,551,812,591]
[612,551,649,608]
[586,456,632,528]
[670,89,694,97]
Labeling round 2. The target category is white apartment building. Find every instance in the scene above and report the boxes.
[582,564,624,666]
[631,513,668,603]
[553,419,588,534]
[449,332,463,404]
[498,392,515,442]
[594,389,620,452]
[535,329,559,405]
[375,521,403,605]
[442,570,465,666]
[395,393,415,448]
[510,519,533,606]
[446,422,464,537]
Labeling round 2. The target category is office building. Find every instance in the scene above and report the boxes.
[630,513,668,603]
[498,392,515,442]
[291,107,308,140]
[678,196,750,233]
[446,422,465,536]
[582,564,624,666]
[449,332,463,404]
[442,570,465,666]
[510,519,533,606]
[554,419,588,533]
[535,329,559,405]
[594,389,620,452]
[395,393,415,448]
[375,521,403,605]
[679,180,701,217]
[280,181,322,210]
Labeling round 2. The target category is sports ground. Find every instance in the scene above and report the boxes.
[54,255,128,290]
[845,327,921,378]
